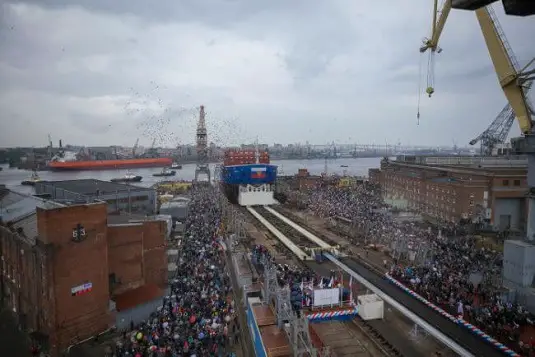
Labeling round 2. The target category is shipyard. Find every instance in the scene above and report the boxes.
[1,1,535,357]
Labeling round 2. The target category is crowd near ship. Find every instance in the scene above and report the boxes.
[220,148,277,206]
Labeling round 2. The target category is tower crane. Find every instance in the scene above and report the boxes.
[421,1,535,238]
[132,138,139,157]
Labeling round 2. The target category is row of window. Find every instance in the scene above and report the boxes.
[502,179,521,186]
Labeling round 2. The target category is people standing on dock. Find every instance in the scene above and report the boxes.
[111,185,238,357]
[303,183,535,355]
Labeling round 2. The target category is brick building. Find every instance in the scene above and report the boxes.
[0,187,167,356]
[371,158,527,230]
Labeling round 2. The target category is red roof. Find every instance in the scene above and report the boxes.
[114,283,163,311]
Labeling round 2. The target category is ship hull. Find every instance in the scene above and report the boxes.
[48,158,172,171]
[220,164,278,206]
[110,176,143,183]
[153,171,176,177]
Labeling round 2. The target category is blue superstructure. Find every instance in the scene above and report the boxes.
[221,164,278,185]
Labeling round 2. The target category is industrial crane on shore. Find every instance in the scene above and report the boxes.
[419,1,534,154]
[451,0,534,17]
[420,0,535,237]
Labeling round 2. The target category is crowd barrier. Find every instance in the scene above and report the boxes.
[384,273,520,357]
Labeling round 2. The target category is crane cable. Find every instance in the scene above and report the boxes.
[417,53,424,124]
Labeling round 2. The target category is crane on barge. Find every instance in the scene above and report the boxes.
[420,0,535,237]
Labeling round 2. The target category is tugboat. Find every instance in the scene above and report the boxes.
[170,162,182,170]
[110,171,142,183]
[21,171,42,186]
[340,165,348,168]
[153,167,176,177]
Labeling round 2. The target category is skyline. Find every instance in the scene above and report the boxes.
[0,1,534,148]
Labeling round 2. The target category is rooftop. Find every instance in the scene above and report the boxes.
[0,187,64,246]
[0,188,63,224]
[38,179,152,196]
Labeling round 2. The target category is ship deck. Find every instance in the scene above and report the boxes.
[252,305,291,357]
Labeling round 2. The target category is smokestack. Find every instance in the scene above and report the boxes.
[59,139,63,148]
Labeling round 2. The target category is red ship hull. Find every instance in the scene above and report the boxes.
[48,158,173,171]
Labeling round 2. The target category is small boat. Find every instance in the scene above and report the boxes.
[170,162,182,169]
[340,165,348,168]
[110,171,142,183]
[153,168,176,177]
[21,171,42,186]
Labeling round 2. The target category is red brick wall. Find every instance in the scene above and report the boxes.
[140,221,167,289]
[108,224,144,294]
[107,220,166,296]
[36,203,112,352]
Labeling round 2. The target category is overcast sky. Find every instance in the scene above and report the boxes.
[0,1,533,148]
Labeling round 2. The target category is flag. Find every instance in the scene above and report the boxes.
[251,166,267,179]
[318,279,324,289]
[328,276,334,288]
[349,276,353,304]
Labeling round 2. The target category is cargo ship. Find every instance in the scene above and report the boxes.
[48,157,173,171]
[220,148,277,206]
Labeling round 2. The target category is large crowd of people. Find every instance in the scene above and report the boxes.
[303,183,535,355]
[110,185,238,357]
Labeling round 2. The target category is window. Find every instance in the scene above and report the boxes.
[503,179,510,186]
[514,180,521,186]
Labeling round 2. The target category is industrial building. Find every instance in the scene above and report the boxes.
[159,196,191,223]
[34,179,157,215]
[371,156,528,232]
[0,185,167,356]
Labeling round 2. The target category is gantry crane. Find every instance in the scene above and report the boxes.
[420,1,533,155]
[421,1,535,238]
[469,80,532,155]
[451,0,534,17]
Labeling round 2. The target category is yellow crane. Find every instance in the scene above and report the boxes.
[451,0,534,17]
[420,0,533,133]
[421,0,535,238]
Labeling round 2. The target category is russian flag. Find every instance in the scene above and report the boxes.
[251,167,267,179]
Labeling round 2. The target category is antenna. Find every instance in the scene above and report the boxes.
[255,136,260,164]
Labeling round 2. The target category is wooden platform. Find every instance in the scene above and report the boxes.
[252,305,276,326]
[259,324,292,357]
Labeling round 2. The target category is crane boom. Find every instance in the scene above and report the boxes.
[475,6,532,134]
[420,1,453,97]
[429,0,453,52]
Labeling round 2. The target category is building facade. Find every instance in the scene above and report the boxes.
[0,188,167,356]
[35,179,157,215]
[371,158,527,230]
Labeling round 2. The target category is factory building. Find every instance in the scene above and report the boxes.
[0,186,167,356]
[159,196,191,223]
[371,156,527,231]
[35,179,157,215]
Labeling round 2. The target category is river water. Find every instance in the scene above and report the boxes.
[0,157,382,195]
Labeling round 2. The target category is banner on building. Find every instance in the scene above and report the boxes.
[313,288,339,307]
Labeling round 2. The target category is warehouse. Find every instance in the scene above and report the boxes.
[35,179,157,215]
[371,156,527,231]
[159,196,191,223]
[0,186,167,356]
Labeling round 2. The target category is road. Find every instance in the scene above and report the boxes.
[340,258,504,357]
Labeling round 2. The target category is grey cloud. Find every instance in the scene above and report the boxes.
[0,0,534,148]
